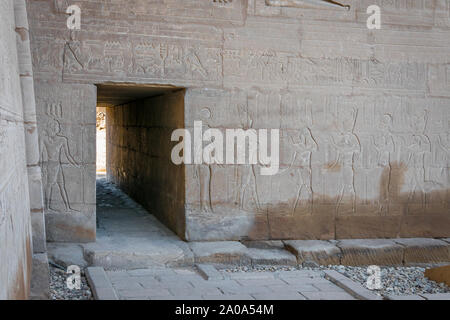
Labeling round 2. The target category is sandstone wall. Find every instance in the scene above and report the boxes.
[34,81,96,242]
[27,0,450,241]
[0,0,34,299]
[106,90,186,238]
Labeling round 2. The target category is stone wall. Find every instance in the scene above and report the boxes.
[34,81,96,242]
[0,0,35,299]
[106,90,186,238]
[27,0,450,241]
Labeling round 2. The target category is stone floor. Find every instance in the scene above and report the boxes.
[93,175,355,300]
[106,267,355,300]
[85,175,193,269]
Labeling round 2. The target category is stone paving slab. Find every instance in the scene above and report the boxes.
[324,270,382,300]
[386,295,426,300]
[419,293,450,300]
[196,264,225,280]
[102,265,375,300]
[86,267,118,300]
[300,291,356,300]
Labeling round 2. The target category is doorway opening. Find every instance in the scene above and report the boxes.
[95,83,186,239]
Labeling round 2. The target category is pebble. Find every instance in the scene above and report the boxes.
[49,265,93,300]
[221,264,450,297]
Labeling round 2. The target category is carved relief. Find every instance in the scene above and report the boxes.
[236,104,262,212]
[195,108,214,213]
[328,108,360,213]
[373,114,395,212]
[288,127,318,214]
[40,110,80,213]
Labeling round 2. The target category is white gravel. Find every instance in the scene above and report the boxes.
[50,265,93,300]
[221,264,450,297]
[328,265,449,297]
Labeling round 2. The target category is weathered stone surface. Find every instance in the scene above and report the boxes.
[30,253,50,300]
[85,267,118,300]
[47,243,88,268]
[394,238,450,265]
[20,0,450,242]
[324,270,382,300]
[34,80,97,243]
[338,239,404,266]
[241,240,285,250]
[0,0,34,300]
[246,248,297,266]
[189,241,250,265]
[284,240,341,266]
[386,295,426,300]
[195,264,224,281]
[420,293,450,300]
[424,265,450,287]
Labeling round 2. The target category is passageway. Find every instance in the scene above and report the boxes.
[92,175,192,269]
[96,84,186,239]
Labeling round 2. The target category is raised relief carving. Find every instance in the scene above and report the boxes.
[195,108,213,213]
[329,108,360,213]
[289,127,318,215]
[373,114,395,213]
[405,110,432,205]
[236,104,261,212]
[40,114,80,213]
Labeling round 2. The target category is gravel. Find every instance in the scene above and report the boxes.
[327,265,450,297]
[50,265,93,300]
[220,264,450,297]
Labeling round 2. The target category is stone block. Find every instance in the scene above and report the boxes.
[284,240,342,266]
[338,239,404,266]
[424,265,450,287]
[85,267,118,300]
[324,270,382,300]
[241,240,285,250]
[30,253,50,300]
[189,241,250,265]
[195,264,224,281]
[47,242,88,268]
[247,248,297,266]
[394,238,450,265]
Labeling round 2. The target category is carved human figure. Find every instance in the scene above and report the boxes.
[406,134,431,203]
[266,0,350,10]
[195,108,213,213]
[331,131,360,212]
[289,127,318,214]
[40,118,80,212]
[405,111,431,204]
[373,114,395,212]
[236,104,261,212]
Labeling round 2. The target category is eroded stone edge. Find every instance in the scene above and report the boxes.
[85,267,118,300]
